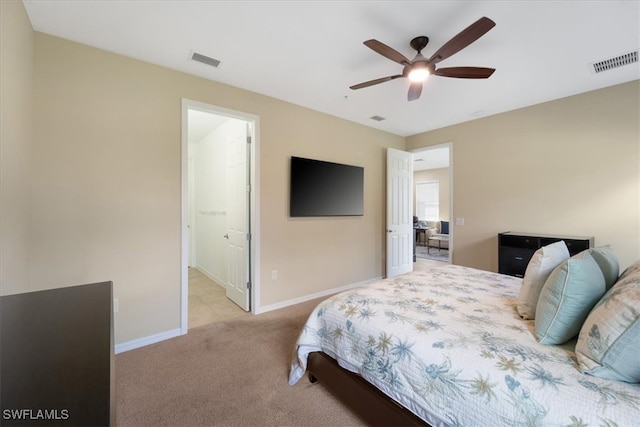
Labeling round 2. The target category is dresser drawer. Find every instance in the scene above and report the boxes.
[499,247,536,277]
[499,234,540,249]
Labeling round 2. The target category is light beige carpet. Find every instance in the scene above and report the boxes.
[116,297,366,426]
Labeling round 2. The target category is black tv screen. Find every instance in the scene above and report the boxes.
[290,156,364,217]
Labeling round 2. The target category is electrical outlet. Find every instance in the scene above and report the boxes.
[271,270,278,280]
[456,218,465,226]
[113,299,119,313]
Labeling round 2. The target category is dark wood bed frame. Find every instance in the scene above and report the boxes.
[307,352,430,426]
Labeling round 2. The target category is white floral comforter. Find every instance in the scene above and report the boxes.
[289,264,640,427]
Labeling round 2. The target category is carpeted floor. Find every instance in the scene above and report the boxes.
[116,297,366,426]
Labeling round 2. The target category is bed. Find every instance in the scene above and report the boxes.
[289,264,640,426]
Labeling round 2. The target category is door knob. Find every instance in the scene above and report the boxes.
[223,234,229,239]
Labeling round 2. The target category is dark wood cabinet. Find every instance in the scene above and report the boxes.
[498,232,594,278]
[1,282,114,426]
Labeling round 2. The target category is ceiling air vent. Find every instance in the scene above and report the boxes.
[370,115,386,122]
[591,50,638,74]
[191,52,221,68]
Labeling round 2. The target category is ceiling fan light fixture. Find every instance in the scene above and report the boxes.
[350,17,496,100]
[408,67,430,82]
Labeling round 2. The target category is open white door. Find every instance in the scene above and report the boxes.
[386,148,414,278]
[225,123,251,311]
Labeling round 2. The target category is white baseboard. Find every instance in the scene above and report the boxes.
[194,265,226,288]
[256,276,383,314]
[116,276,381,352]
[115,328,183,354]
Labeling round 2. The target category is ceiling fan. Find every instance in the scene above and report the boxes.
[350,17,496,101]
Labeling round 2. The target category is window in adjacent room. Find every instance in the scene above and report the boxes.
[416,181,439,221]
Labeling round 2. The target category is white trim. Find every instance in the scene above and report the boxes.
[249,118,261,314]
[181,101,189,334]
[181,98,261,335]
[256,276,383,314]
[116,277,380,352]
[448,142,454,264]
[115,328,182,354]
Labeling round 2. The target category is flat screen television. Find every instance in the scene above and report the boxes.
[290,156,364,217]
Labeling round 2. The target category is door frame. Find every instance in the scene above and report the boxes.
[180,98,261,334]
[409,142,453,263]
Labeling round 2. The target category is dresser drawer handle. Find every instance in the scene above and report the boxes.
[515,256,523,261]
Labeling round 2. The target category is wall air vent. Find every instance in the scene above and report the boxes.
[191,52,221,68]
[591,50,637,74]
[370,115,386,122]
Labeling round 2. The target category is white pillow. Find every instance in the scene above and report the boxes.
[516,241,570,319]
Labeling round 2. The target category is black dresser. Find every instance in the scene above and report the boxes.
[498,232,594,278]
[1,282,114,426]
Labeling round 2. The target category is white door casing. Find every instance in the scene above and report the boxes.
[187,154,196,267]
[225,123,250,311]
[386,148,414,278]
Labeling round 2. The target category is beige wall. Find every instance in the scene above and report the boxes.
[259,103,404,305]
[407,80,640,272]
[0,1,33,293]
[23,33,403,344]
[414,168,450,221]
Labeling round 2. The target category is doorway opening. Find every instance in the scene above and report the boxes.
[411,143,453,264]
[180,99,260,334]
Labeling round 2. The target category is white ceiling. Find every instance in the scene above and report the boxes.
[187,109,229,144]
[23,1,639,137]
[413,146,449,171]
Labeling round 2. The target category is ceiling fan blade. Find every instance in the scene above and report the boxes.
[407,81,422,101]
[350,74,403,90]
[364,39,412,65]
[434,67,495,79]
[428,17,495,65]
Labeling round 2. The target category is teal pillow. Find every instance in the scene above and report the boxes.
[587,245,619,290]
[535,251,606,345]
[576,261,640,383]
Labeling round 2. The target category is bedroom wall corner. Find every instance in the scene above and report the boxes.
[406,80,640,272]
[0,0,34,296]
